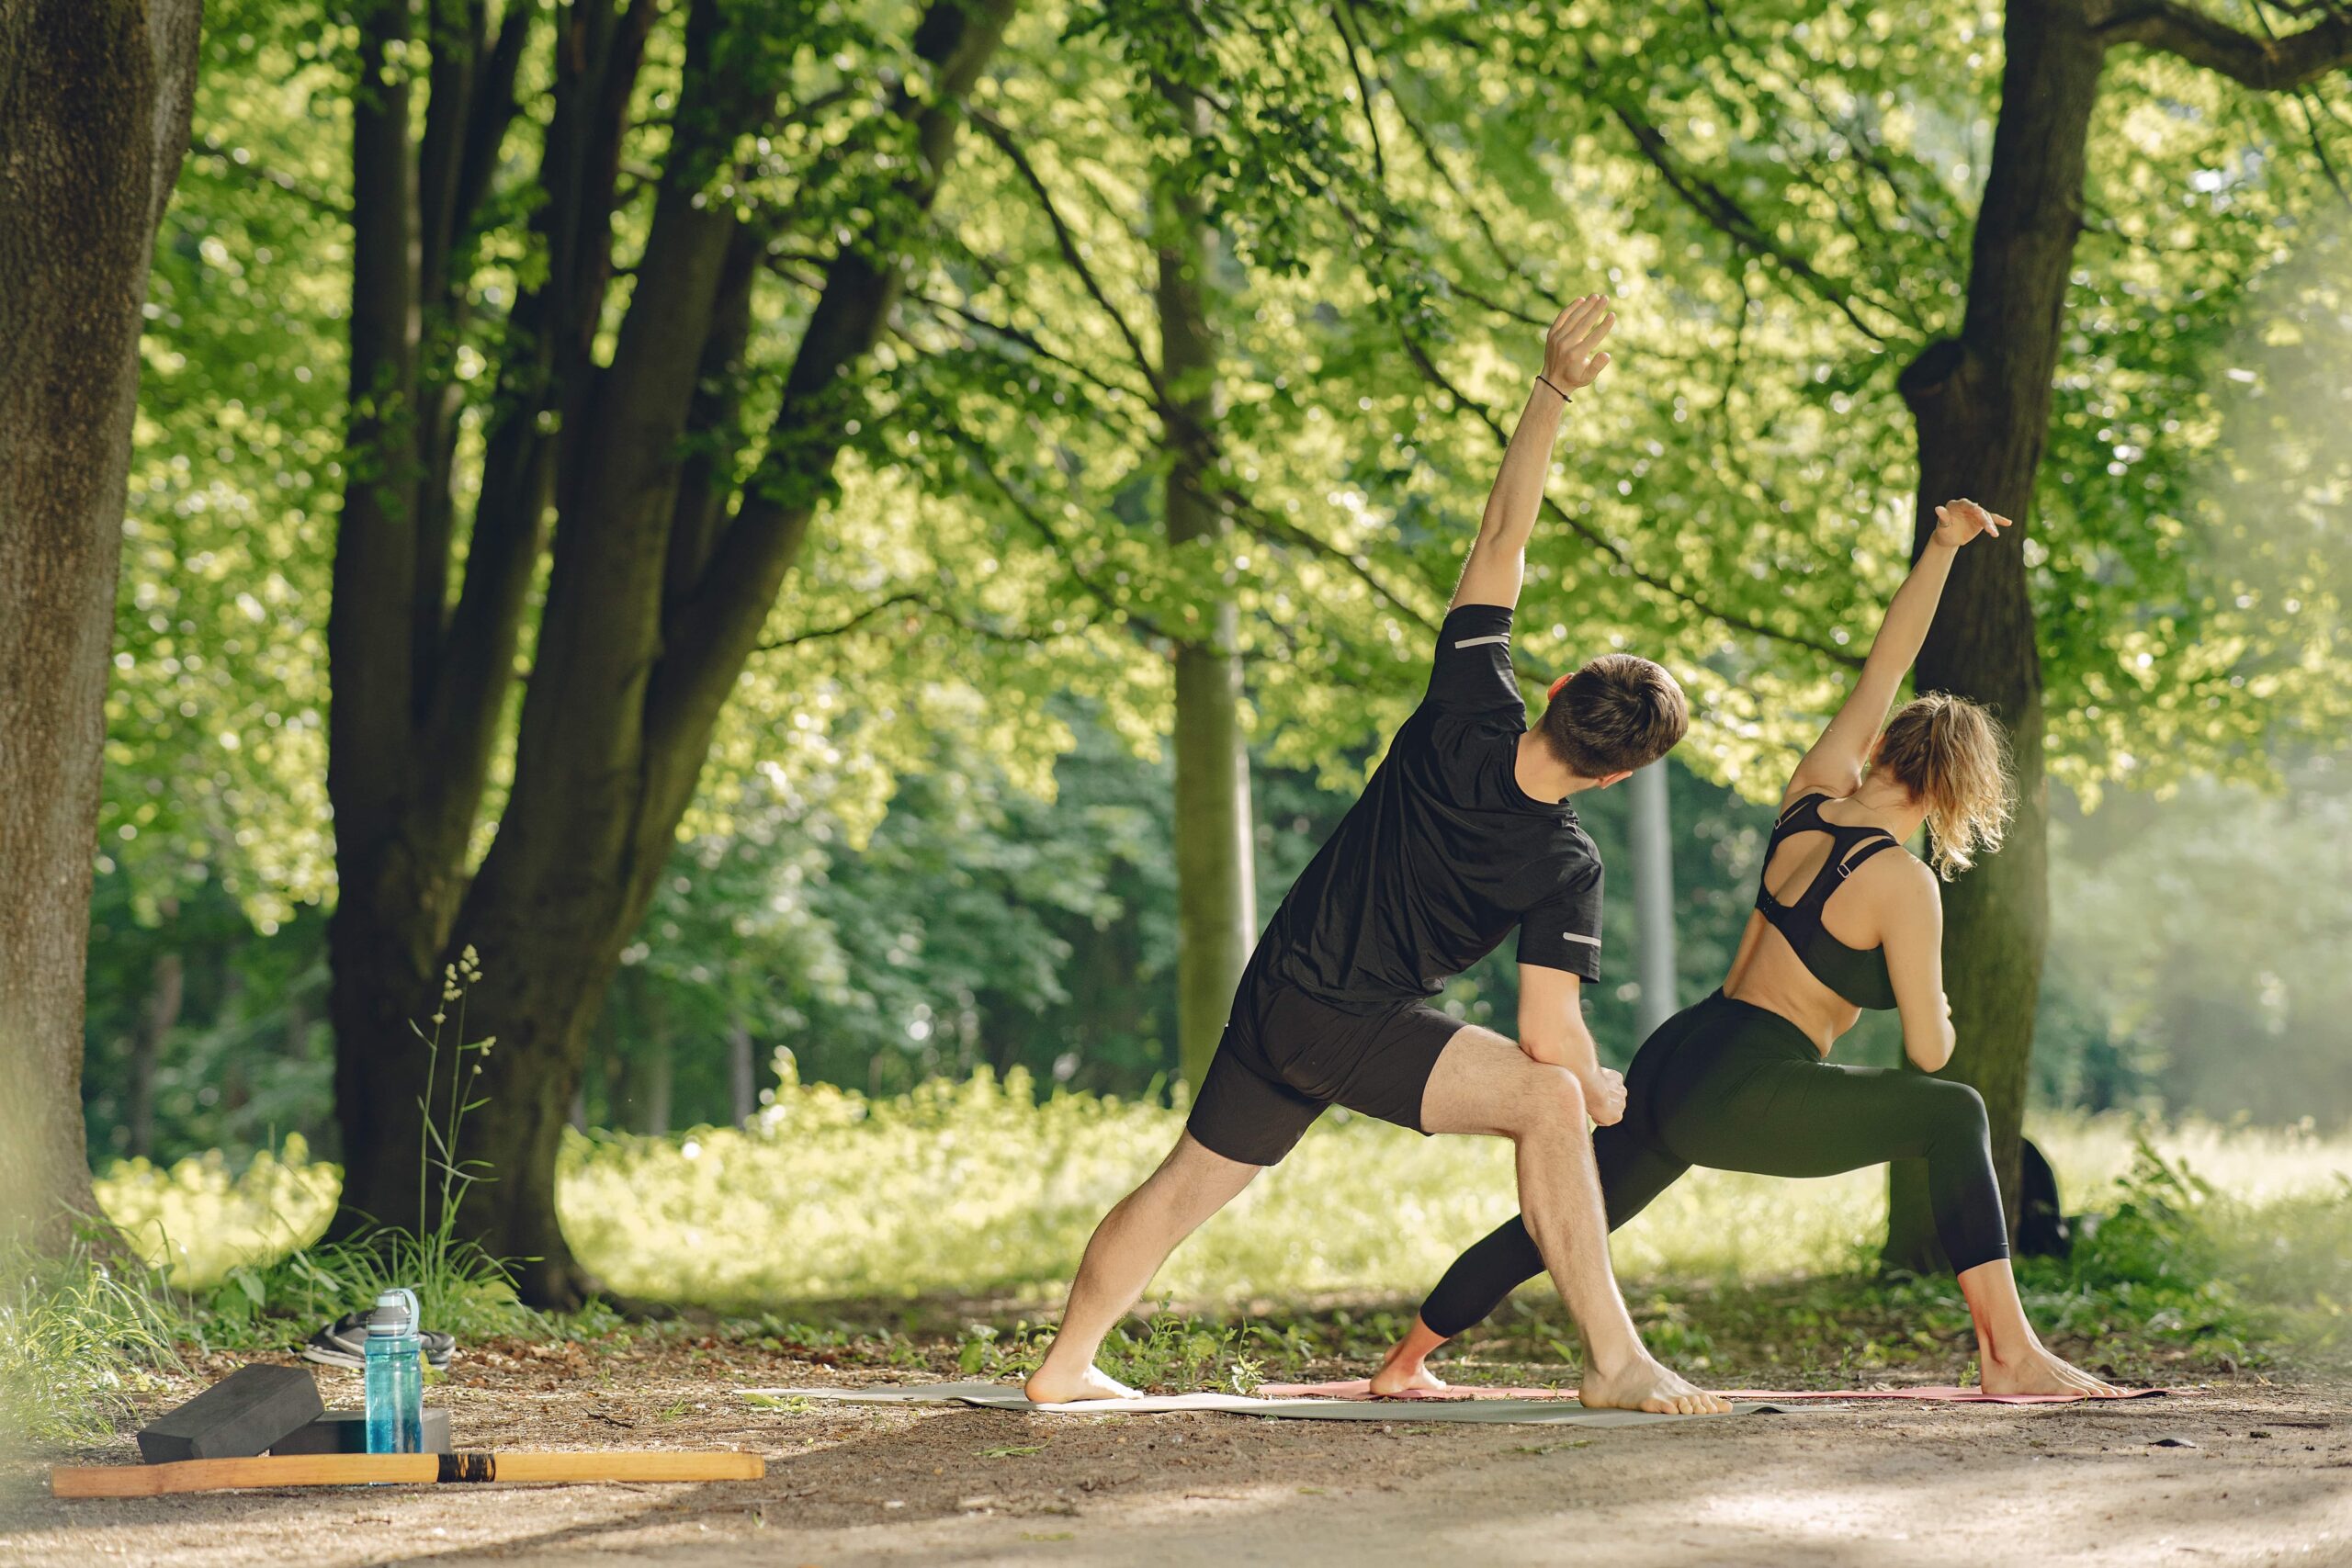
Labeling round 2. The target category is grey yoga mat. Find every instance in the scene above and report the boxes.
[743,1382,1832,1426]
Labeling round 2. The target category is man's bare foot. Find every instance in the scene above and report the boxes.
[1023,1362,1138,1404]
[1579,1354,1732,1416]
[1369,1345,1450,1396]
[1978,1345,2120,1399]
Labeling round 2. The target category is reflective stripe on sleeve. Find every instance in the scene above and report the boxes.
[1453,634,1510,649]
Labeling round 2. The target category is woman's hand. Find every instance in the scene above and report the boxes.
[1931,498,2010,548]
[1543,294,1616,393]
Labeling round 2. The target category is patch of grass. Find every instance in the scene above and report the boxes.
[98,1073,2352,1315]
[1101,1312,1274,1394]
[187,1225,546,1353]
[0,1232,184,1450]
[741,1393,813,1414]
[84,1073,2352,1395]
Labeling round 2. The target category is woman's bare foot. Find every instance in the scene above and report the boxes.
[1978,1344,2120,1399]
[1023,1362,1138,1404]
[1579,1354,1732,1416]
[1369,1344,1450,1396]
[1369,1315,1453,1396]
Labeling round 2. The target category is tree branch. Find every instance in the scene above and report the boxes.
[186,133,343,216]
[942,425,1180,645]
[968,109,1166,406]
[894,275,1157,411]
[756,591,937,649]
[2093,0,2352,89]
[646,0,1018,777]
[754,586,1112,653]
[1329,2,1387,183]
[1601,79,1901,345]
[1392,329,1866,668]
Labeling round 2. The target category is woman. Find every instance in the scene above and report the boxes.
[1373,497,2118,1399]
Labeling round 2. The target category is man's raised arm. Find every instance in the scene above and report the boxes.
[1449,295,1617,612]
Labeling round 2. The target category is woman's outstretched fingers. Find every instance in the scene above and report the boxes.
[1544,295,1615,389]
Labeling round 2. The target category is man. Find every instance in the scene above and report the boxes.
[1025,296,1726,1415]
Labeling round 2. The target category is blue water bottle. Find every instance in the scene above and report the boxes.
[363,1286,425,1454]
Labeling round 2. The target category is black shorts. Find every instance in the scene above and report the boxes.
[1185,966,1467,1167]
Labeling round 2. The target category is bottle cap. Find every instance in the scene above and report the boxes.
[367,1286,419,1337]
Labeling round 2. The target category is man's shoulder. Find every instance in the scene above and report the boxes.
[1537,818,1604,880]
[1405,696,1526,750]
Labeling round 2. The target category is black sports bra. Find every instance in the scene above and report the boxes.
[1755,793,1901,1010]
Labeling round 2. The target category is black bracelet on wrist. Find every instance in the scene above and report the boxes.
[1537,374,1574,404]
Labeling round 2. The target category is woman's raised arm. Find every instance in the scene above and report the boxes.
[1783,499,2008,804]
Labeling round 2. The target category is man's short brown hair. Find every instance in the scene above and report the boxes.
[1536,654,1689,776]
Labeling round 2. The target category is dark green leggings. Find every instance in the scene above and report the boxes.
[1419,990,2009,1339]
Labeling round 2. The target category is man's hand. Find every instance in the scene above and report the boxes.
[1931,498,2010,548]
[1543,294,1616,393]
[1581,1067,1628,1128]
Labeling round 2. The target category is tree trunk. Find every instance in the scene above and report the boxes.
[126,948,186,1160]
[1884,0,2102,1269]
[326,0,466,1247]
[0,0,198,1251]
[322,0,1021,1305]
[1156,86,1257,1092]
[727,1016,756,1126]
[1629,762,1677,1038]
[613,981,673,1136]
[638,1033,673,1138]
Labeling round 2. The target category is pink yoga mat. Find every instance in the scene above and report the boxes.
[1256,1379,2194,1406]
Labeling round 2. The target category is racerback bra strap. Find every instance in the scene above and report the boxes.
[1757,794,1901,942]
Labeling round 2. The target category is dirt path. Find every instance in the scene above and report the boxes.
[5,1347,2346,1567]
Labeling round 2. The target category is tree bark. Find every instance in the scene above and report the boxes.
[1155,85,1257,1092]
[1884,0,2103,1269]
[0,0,198,1251]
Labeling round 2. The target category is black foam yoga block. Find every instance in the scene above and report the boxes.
[271,1407,452,1455]
[137,1363,324,1463]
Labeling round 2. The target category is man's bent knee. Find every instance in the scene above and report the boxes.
[1513,1064,1588,1136]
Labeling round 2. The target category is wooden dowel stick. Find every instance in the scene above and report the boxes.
[51,1450,764,1498]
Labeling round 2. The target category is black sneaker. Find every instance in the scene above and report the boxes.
[300,1312,458,1371]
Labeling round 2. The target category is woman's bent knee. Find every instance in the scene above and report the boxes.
[1921,1079,1989,1136]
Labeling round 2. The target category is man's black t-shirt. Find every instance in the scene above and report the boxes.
[1251,604,1606,1011]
